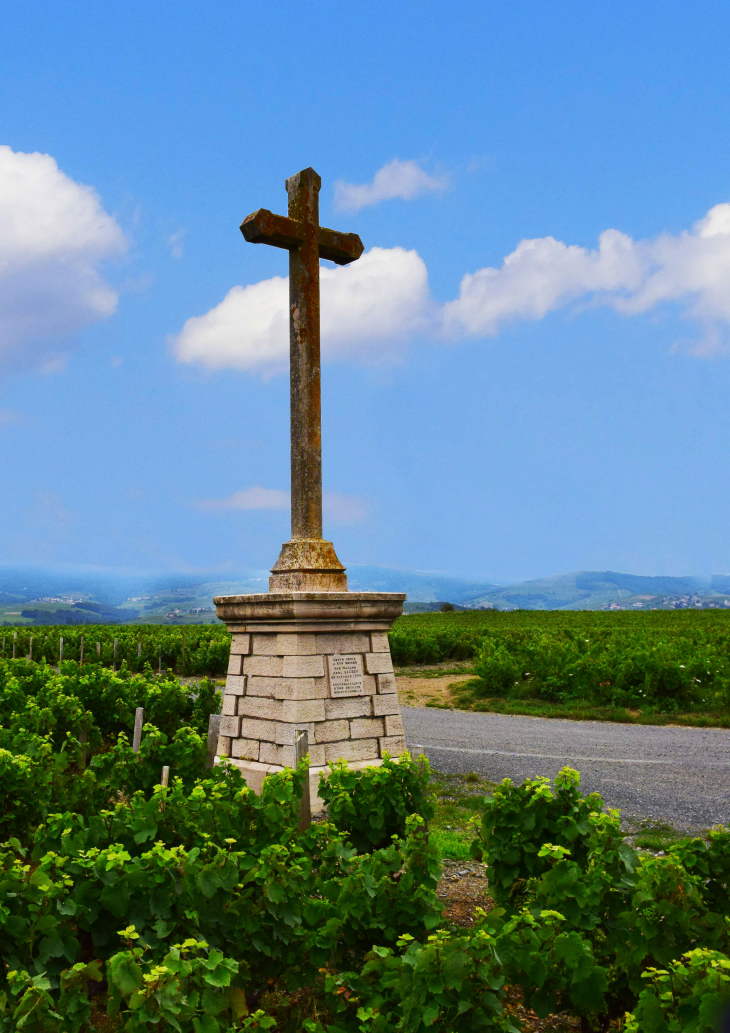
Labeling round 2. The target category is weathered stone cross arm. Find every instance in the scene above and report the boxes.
[241,208,364,265]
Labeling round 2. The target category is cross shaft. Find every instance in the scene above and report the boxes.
[240,168,364,591]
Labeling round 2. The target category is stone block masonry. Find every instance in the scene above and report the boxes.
[325,738,379,764]
[313,719,349,743]
[376,673,397,694]
[227,654,243,676]
[212,591,407,812]
[238,698,284,721]
[372,695,401,716]
[364,652,394,675]
[350,717,385,739]
[221,695,237,716]
[219,715,241,737]
[244,655,284,677]
[324,696,372,720]
[230,634,252,655]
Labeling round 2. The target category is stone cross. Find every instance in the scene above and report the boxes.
[240,169,363,592]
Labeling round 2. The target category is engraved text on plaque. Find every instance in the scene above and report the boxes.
[328,654,365,697]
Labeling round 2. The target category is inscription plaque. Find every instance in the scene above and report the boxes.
[328,654,365,697]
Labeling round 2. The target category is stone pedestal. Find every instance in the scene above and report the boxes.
[213,591,407,811]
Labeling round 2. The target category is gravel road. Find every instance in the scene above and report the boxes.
[402,706,730,830]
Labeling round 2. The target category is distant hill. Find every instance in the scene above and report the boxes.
[346,565,498,604]
[0,564,499,624]
[0,563,727,624]
[0,566,241,607]
[467,571,724,611]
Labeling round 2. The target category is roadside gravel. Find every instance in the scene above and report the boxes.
[403,705,730,830]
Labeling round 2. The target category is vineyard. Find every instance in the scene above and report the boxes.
[8,609,730,702]
[0,626,230,677]
[1,655,729,1030]
[390,609,730,719]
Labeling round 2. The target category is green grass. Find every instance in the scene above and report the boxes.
[448,679,730,727]
[634,831,678,852]
[428,771,494,859]
[621,817,696,853]
[430,829,473,859]
[394,665,476,676]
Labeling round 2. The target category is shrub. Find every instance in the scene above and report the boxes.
[4,651,730,1030]
[317,752,436,851]
[625,949,730,1032]
[471,767,622,903]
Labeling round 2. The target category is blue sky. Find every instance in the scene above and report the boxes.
[1,0,730,583]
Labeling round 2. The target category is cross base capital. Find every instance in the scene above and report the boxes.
[269,538,348,593]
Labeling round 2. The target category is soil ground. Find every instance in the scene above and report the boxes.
[394,661,476,709]
[395,672,472,707]
[436,858,611,1031]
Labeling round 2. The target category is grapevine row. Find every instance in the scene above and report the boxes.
[1,648,729,1028]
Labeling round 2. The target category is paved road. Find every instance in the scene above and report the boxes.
[402,707,730,830]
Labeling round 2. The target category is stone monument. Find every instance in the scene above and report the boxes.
[213,167,406,811]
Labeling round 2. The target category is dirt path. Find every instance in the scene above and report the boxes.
[396,673,467,707]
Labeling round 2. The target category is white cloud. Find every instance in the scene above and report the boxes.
[194,487,290,512]
[192,486,367,524]
[441,229,643,336]
[0,144,126,370]
[333,159,450,212]
[172,246,431,373]
[443,203,730,350]
[173,201,730,372]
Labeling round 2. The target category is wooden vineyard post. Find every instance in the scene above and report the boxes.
[206,714,221,769]
[113,638,118,672]
[97,641,101,659]
[28,636,33,661]
[80,636,84,666]
[132,707,144,752]
[137,640,142,660]
[59,636,63,663]
[159,765,170,811]
[295,729,311,832]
